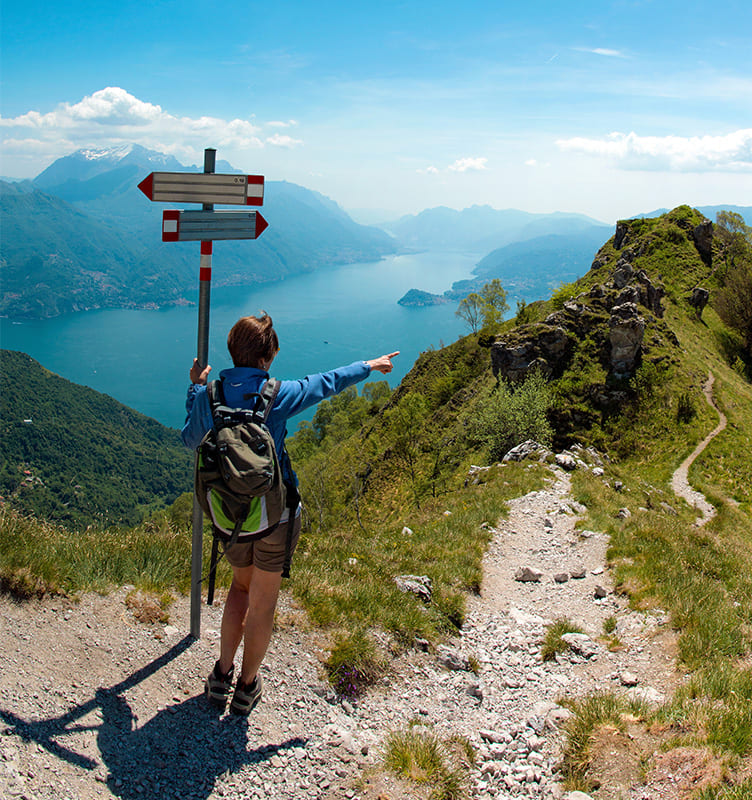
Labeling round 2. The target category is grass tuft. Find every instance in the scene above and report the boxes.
[325,629,388,699]
[384,725,472,799]
[541,617,585,661]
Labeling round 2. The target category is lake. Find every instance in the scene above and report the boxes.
[1,251,482,430]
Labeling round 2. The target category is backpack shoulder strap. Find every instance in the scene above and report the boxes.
[254,379,280,424]
[207,380,225,415]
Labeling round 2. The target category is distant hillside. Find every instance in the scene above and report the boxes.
[0,350,191,527]
[384,204,610,253]
[0,146,397,318]
[0,181,187,317]
[448,229,610,301]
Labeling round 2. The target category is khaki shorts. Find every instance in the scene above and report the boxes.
[221,512,302,573]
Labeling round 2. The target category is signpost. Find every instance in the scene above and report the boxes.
[162,209,268,241]
[139,148,268,639]
[138,172,264,205]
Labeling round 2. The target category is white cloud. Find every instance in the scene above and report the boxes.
[0,87,296,171]
[417,165,440,174]
[267,120,299,128]
[448,157,488,172]
[265,133,303,148]
[556,129,752,172]
[572,46,625,58]
[589,48,625,58]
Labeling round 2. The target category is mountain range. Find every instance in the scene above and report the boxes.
[383,204,611,254]
[3,144,751,320]
[0,145,397,318]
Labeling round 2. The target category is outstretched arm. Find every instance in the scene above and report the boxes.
[366,351,400,374]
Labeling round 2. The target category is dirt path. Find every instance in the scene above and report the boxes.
[1,462,682,800]
[670,372,727,524]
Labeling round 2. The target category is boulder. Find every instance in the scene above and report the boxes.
[514,566,543,583]
[612,258,635,289]
[437,645,470,671]
[555,452,577,471]
[692,220,713,265]
[614,221,629,250]
[394,574,432,603]
[561,633,599,659]
[503,440,551,463]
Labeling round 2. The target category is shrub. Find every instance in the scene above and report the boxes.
[468,372,553,462]
[676,391,697,423]
[550,281,578,310]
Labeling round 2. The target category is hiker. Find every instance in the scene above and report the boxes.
[181,312,398,714]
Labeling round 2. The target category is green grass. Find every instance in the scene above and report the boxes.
[383,724,473,800]
[696,779,752,800]
[0,501,230,599]
[289,462,547,643]
[325,628,389,698]
[559,692,650,791]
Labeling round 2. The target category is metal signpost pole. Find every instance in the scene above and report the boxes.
[190,148,216,639]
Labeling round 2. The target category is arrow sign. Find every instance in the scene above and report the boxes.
[162,210,268,242]
[139,172,264,205]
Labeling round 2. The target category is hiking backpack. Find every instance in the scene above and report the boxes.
[195,378,298,597]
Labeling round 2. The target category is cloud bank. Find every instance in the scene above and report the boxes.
[557,129,752,172]
[0,87,302,171]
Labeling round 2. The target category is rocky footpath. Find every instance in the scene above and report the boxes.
[0,460,680,800]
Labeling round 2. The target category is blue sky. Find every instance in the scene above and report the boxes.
[1,0,750,222]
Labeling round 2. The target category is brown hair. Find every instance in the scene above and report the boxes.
[227,313,279,368]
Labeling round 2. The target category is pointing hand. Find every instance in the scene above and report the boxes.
[366,351,400,374]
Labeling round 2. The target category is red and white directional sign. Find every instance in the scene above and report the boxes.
[162,210,268,242]
[138,172,264,206]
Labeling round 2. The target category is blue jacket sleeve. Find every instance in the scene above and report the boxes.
[272,361,372,419]
[181,384,213,450]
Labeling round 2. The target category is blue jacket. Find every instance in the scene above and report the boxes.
[181,360,373,485]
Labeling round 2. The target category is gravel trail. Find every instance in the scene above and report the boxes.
[1,463,679,800]
[670,372,727,524]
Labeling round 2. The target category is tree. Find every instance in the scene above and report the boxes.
[455,292,483,333]
[455,279,510,335]
[479,279,509,332]
[714,211,752,362]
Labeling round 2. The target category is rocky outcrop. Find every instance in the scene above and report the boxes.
[692,221,714,266]
[490,324,573,381]
[492,257,658,384]
[609,302,646,379]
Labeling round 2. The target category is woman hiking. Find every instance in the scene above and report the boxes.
[181,312,398,715]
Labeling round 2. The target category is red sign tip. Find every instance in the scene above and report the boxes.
[256,212,269,238]
[137,173,154,200]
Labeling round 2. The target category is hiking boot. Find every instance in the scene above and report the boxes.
[230,674,263,716]
[205,661,234,710]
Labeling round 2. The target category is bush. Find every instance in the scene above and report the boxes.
[468,372,553,462]
[676,391,697,423]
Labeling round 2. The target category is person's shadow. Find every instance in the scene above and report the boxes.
[1,636,307,799]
